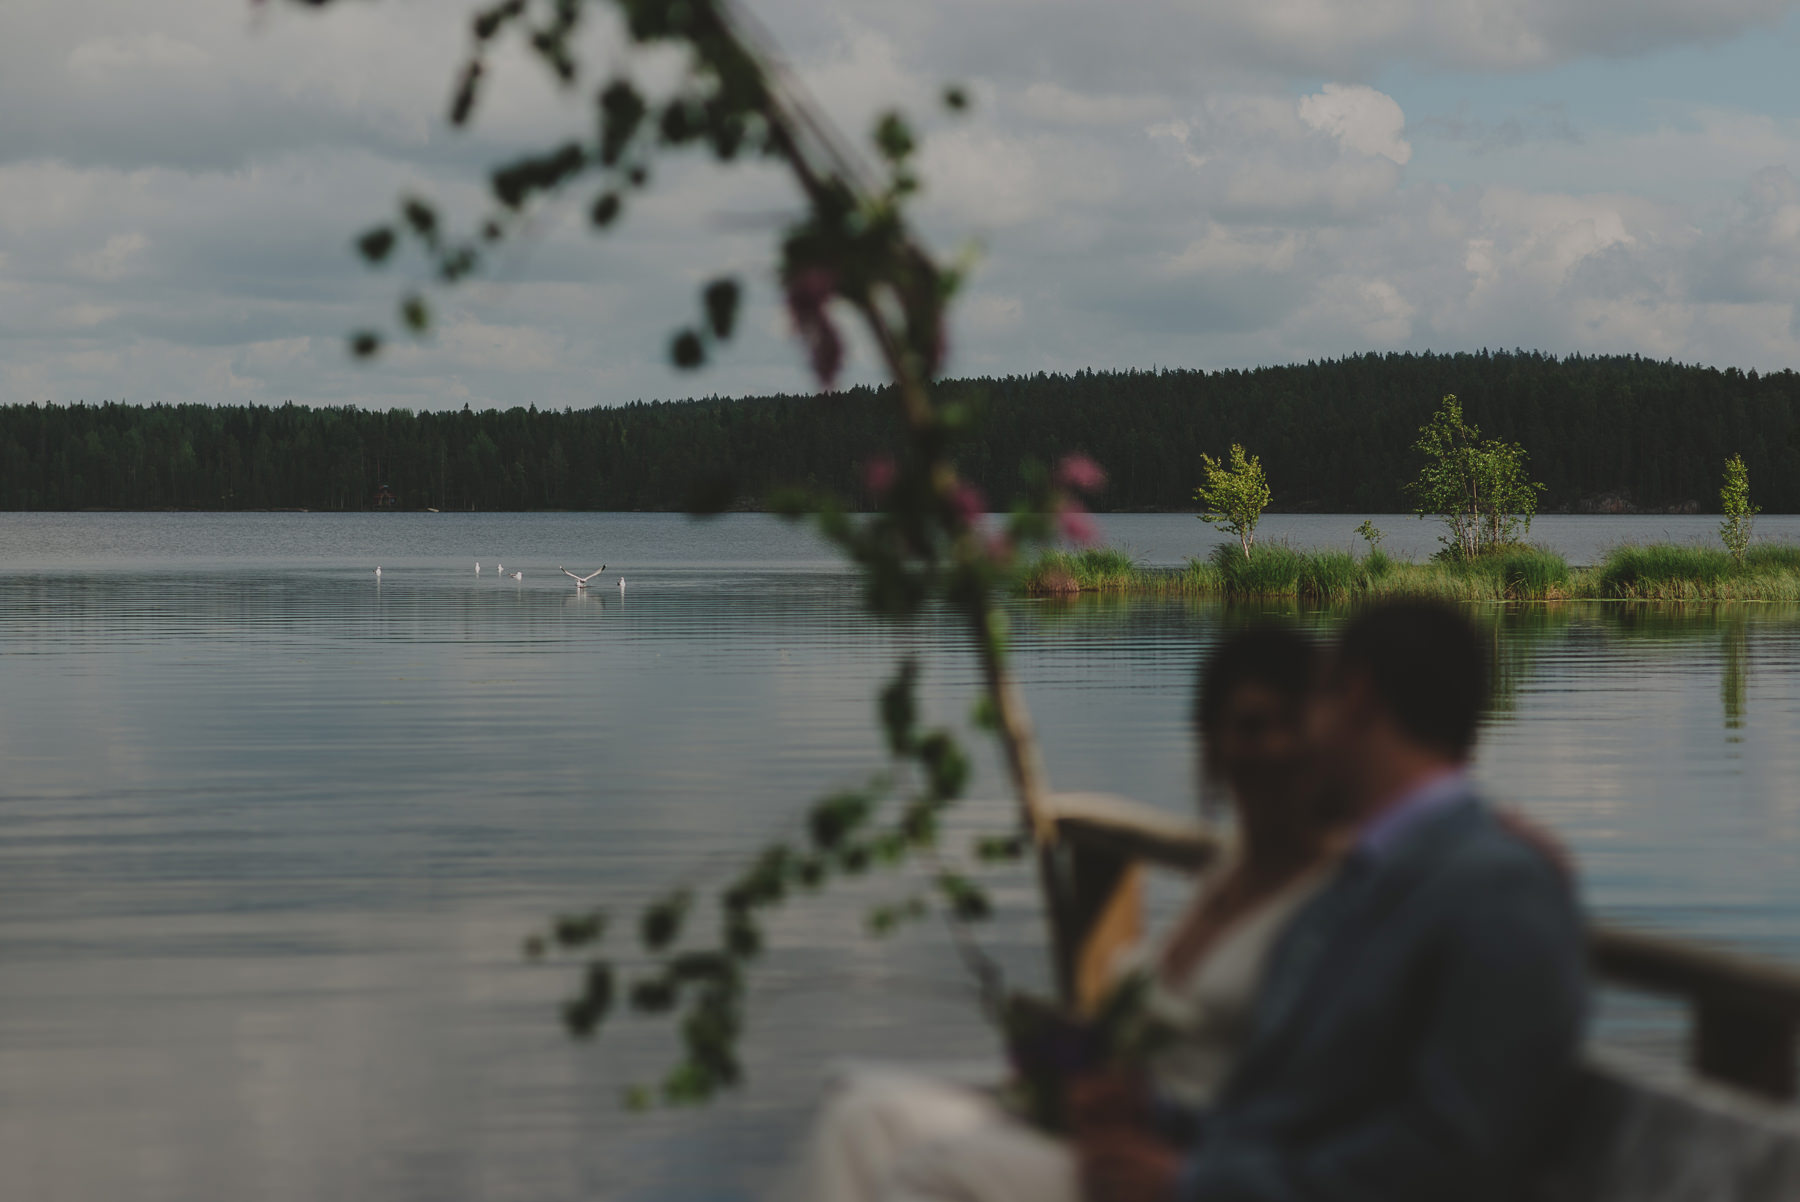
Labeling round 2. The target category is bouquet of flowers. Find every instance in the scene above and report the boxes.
[997,972,1178,1133]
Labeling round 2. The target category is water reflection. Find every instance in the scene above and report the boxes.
[4,525,1800,1201]
[1723,616,1749,739]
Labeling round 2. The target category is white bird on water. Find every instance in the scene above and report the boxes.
[375,566,382,578]
[617,577,626,592]
[475,561,481,574]
[561,564,606,588]
[508,570,524,580]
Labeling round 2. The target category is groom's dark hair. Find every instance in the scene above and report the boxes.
[1337,601,1487,759]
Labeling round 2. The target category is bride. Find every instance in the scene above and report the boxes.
[783,625,1345,1202]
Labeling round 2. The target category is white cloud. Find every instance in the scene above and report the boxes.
[1298,84,1413,165]
[70,232,149,281]
[9,0,1800,411]
[68,32,209,75]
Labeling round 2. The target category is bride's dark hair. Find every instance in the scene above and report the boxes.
[1195,624,1319,744]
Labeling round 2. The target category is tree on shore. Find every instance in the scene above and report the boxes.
[1194,443,1271,559]
[1721,453,1758,564]
[1407,394,1543,559]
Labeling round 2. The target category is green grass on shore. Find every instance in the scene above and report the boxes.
[1019,541,1800,602]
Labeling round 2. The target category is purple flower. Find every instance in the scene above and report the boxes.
[863,455,897,499]
[785,267,844,390]
[1056,453,1106,494]
[1058,502,1098,546]
[949,482,987,526]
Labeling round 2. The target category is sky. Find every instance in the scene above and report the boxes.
[8,0,1800,412]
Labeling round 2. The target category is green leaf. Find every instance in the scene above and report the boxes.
[450,59,483,126]
[552,909,607,949]
[703,278,740,340]
[916,730,969,801]
[356,227,396,264]
[724,912,763,959]
[401,197,439,244]
[584,961,616,1018]
[936,872,992,921]
[639,888,692,951]
[873,111,915,162]
[808,792,873,850]
[974,833,1026,862]
[629,975,677,1014]
[670,329,706,369]
[400,294,431,334]
[878,660,919,755]
[598,80,647,165]
[562,997,600,1038]
[794,854,827,889]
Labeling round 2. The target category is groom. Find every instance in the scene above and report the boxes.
[1082,600,1588,1202]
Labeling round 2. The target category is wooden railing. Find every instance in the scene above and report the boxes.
[1041,793,1800,1104]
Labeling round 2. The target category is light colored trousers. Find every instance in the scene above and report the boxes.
[781,1068,1081,1202]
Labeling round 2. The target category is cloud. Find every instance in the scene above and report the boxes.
[1417,102,1582,154]
[1298,84,1413,165]
[70,232,149,281]
[8,0,1800,411]
[67,32,210,74]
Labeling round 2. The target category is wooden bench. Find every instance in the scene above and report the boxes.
[1037,793,1800,1201]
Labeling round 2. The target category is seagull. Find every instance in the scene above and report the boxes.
[617,577,626,592]
[508,570,523,580]
[475,561,481,574]
[561,564,606,588]
[375,566,382,578]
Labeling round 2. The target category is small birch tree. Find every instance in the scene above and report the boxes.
[1406,394,1543,559]
[1195,444,1271,560]
[1721,454,1758,565]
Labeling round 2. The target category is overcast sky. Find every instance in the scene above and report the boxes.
[9,0,1800,411]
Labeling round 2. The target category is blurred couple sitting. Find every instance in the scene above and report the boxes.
[785,601,1587,1202]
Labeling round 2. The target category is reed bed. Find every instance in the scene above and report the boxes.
[1020,541,1800,602]
[1589,544,1800,601]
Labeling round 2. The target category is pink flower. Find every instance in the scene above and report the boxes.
[863,455,897,499]
[1058,502,1098,546]
[785,267,844,390]
[949,482,987,526]
[1056,453,1106,494]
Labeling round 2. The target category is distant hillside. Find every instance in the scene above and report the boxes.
[5,351,1798,512]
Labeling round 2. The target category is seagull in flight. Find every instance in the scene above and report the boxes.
[561,565,606,588]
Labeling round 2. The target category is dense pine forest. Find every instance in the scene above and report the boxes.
[5,351,1799,512]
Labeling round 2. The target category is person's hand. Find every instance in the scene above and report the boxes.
[1064,1067,1148,1136]
[1077,1127,1183,1202]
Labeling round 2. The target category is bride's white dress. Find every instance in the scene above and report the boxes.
[781,860,1330,1202]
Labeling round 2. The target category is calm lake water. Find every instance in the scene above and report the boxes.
[4,512,1800,1202]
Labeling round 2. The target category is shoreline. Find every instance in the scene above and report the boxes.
[1020,544,1800,603]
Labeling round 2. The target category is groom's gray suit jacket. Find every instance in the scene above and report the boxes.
[1179,790,1587,1202]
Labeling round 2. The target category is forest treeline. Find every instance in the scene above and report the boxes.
[5,350,1800,513]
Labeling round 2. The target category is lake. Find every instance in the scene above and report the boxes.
[3,512,1799,1202]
